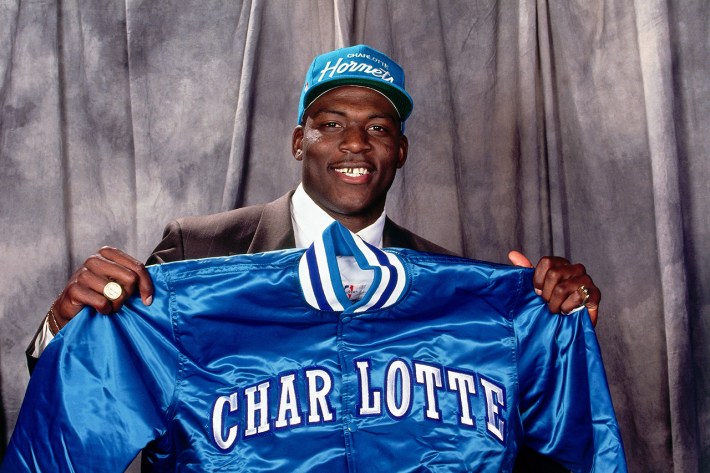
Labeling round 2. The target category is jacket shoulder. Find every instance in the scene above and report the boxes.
[148,192,295,263]
[383,218,456,256]
[149,205,267,263]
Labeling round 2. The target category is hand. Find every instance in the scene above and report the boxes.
[508,251,600,326]
[50,247,154,331]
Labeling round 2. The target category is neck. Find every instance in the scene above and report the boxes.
[299,186,386,234]
[328,212,380,234]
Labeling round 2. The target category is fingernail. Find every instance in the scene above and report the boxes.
[145,296,153,306]
[535,289,542,296]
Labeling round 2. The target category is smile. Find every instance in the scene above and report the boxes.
[334,167,370,178]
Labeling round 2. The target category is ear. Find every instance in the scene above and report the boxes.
[292,126,304,161]
[397,134,408,168]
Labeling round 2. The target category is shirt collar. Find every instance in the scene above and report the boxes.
[290,183,386,249]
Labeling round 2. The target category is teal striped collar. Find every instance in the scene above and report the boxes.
[299,222,407,313]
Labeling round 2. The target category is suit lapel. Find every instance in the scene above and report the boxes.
[383,218,415,249]
[246,191,296,253]
[383,218,453,255]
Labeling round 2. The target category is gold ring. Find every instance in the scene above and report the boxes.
[103,281,123,301]
[577,285,590,306]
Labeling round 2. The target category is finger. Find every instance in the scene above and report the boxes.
[84,255,138,295]
[57,284,114,321]
[98,247,154,305]
[554,278,601,327]
[531,257,553,296]
[97,247,154,305]
[535,257,578,301]
[545,278,582,314]
[581,282,601,327]
[587,304,599,327]
[507,250,534,268]
[76,264,137,313]
[533,256,602,325]
[87,251,153,306]
[558,280,591,314]
[61,256,137,318]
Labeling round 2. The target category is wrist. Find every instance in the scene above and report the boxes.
[46,300,62,335]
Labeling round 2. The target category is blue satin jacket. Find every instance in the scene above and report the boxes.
[2,222,626,472]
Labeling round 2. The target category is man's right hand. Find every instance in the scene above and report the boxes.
[51,247,154,331]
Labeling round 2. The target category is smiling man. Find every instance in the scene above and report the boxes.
[31,44,600,370]
[25,47,604,471]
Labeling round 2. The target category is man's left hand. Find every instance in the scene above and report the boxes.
[508,251,600,326]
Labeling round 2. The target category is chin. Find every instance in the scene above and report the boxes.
[334,196,376,213]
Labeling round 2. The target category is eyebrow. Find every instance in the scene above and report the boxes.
[312,108,398,123]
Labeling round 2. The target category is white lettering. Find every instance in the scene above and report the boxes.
[306,368,335,423]
[316,58,395,84]
[244,381,271,437]
[318,58,343,82]
[210,360,510,445]
[386,359,412,418]
[347,52,389,69]
[353,63,372,74]
[355,359,382,415]
[480,377,506,442]
[447,370,477,427]
[212,393,238,450]
[414,363,444,421]
[275,373,302,429]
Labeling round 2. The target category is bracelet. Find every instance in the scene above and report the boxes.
[47,300,62,335]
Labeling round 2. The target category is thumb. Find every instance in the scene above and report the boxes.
[586,302,599,327]
[507,250,534,268]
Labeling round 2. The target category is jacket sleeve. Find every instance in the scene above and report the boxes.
[513,281,627,472]
[24,221,181,373]
[2,266,179,473]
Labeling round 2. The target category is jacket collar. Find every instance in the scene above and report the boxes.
[299,222,408,313]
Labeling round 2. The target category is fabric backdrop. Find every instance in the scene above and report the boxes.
[0,1,707,471]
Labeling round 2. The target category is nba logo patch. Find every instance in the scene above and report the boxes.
[344,284,355,300]
[344,283,368,301]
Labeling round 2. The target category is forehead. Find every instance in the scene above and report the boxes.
[305,86,400,121]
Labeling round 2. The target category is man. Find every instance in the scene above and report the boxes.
[24,46,605,471]
[31,45,599,364]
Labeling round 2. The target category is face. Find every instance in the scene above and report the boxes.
[292,86,408,232]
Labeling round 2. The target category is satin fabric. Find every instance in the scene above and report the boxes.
[2,223,626,472]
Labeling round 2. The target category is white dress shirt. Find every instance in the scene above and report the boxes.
[290,183,385,249]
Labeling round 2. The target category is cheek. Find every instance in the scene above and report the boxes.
[303,129,323,146]
[381,145,403,168]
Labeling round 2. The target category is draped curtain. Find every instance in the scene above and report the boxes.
[1,1,707,471]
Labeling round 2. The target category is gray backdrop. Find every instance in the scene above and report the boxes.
[1,1,707,471]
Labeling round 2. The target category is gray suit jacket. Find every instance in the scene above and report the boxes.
[147,191,452,264]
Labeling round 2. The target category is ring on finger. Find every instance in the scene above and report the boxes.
[103,281,123,301]
[576,285,590,307]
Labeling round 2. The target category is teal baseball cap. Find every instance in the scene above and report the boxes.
[297,45,414,128]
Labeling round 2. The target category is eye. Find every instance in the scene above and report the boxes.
[322,121,341,128]
[368,123,396,135]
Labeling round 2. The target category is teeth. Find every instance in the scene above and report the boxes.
[335,167,369,177]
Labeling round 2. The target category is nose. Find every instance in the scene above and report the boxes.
[339,125,372,154]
